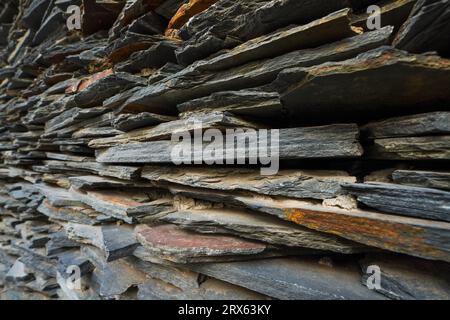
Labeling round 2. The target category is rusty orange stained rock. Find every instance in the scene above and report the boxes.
[165,0,219,36]
[65,69,113,94]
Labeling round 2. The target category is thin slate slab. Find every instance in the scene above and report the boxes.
[141,166,355,200]
[342,182,450,222]
[361,112,450,139]
[366,136,450,160]
[96,124,362,163]
[123,27,393,112]
[69,187,173,223]
[392,170,450,191]
[169,186,450,262]
[188,257,385,300]
[162,209,366,253]
[64,223,139,262]
[135,223,272,264]
[278,47,450,122]
[360,253,450,300]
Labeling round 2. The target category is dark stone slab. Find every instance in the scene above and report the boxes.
[278,47,450,123]
[367,136,450,160]
[95,124,362,163]
[22,0,52,30]
[135,223,273,264]
[69,187,173,223]
[342,182,450,222]
[393,0,450,57]
[65,223,139,262]
[124,27,392,113]
[360,253,450,300]
[169,186,450,262]
[392,170,450,191]
[362,112,450,139]
[138,277,268,300]
[141,166,355,200]
[177,0,352,65]
[177,90,283,118]
[188,257,385,300]
[112,112,177,132]
[162,208,366,253]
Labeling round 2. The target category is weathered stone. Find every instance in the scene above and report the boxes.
[115,41,179,73]
[68,175,153,190]
[41,160,141,180]
[32,7,65,46]
[95,124,362,163]
[162,208,366,253]
[124,27,393,112]
[352,0,415,32]
[138,277,268,300]
[90,111,260,148]
[362,112,450,139]
[393,0,450,57]
[165,0,218,36]
[34,183,83,207]
[392,170,450,191]
[72,127,123,139]
[278,47,450,122]
[45,107,108,133]
[67,72,146,108]
[22,0,52,30]
[45,232,80,256]
[81,0,124,36]
[37,200,101,225]
[342,182,450,222]
[367,136,450,160]
[135,223,274,264]
[177,90,283,118]
[188,257,385,300]
[169,186,450,262]
[112,112,177,132]
[177,0,352,65]
[5,259,33,282]
[69,187,173,223]
[360,253,450,300]
[142,166,355,200]
[64,223,139,262]
[131,254,201,290]
[185,8,360,71]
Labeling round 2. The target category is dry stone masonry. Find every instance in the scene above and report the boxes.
[0,0,450,300]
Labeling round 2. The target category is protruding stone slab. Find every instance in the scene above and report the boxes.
[124,27,393,112]
[96,124,363,163]
[162,209,365,253]
[189,8,361,72]
[169,186,450,262]
[392,170,450,191]
[367,136,450,160]
[393,0,450,57]
[138,277,268,300]
[362,112,450,139]
[70,187,173,223]
[342,182,450,222]
[135,224,273,264]
[360,253,450,300]
[278,47,450,122]
[65,223,139,261]
[142,166,355,200]
[188,257,385,300]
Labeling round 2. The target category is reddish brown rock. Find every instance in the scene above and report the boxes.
[165,0,219,37]
[135,224,271,263]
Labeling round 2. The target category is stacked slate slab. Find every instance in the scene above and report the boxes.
[0,0,450,300]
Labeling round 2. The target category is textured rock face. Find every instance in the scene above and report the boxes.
[1,0,450,301]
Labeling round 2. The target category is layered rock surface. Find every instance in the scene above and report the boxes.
[1,0,450,300]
